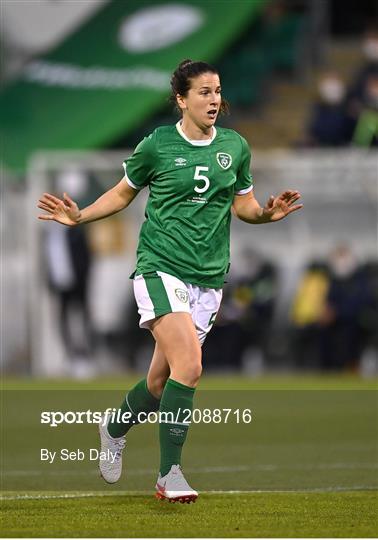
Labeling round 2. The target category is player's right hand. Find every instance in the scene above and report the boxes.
[37,192,81,226]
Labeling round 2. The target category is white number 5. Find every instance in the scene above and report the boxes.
[194,166,210,193]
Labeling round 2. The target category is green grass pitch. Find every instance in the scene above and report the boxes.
[1,375,377,537]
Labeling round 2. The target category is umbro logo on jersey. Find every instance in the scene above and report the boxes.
[174,157,187,166]
[175,288,189,303]
[216,152,232,170]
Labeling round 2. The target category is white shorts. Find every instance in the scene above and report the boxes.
[133,271,223,345]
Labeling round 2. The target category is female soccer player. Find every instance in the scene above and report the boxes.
[38,59,302,504]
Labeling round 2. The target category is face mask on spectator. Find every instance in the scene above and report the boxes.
[319,79,345,104]
[330,251,357,278]
[363,39,378,61]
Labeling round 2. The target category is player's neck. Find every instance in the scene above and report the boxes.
[179,119,213,141]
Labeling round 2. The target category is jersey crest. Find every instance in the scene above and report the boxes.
[216,152,232,170]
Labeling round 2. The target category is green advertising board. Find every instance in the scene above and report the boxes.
[0,0,265,173]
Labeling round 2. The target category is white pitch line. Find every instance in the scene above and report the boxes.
[2,465,251,477]
[2,462,377,477]
[1,486,377,501]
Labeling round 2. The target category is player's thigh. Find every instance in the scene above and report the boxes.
[151,312,202,372]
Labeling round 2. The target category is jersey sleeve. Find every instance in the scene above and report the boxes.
[122,132,156,189]
[234,136,253,195]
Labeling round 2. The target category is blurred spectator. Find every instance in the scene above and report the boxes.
[203,250,277,371]
[290,262,331,369]
[352,73,378,146]
[347,23,378,111]
[291,248,376,371]
[361,260,378,358]
[301,71,355,146]
[43,168,93,377]
[361,261,378,350]
[319,245,373,371]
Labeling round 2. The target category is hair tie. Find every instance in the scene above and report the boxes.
[179,59,193,70]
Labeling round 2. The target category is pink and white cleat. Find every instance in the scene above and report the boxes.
[155,465,198,503]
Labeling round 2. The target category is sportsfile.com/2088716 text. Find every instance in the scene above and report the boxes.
[40,408,253,427]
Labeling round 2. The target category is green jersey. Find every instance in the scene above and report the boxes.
[123,122,253,288]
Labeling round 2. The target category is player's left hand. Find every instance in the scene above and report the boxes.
[263,190,303,222]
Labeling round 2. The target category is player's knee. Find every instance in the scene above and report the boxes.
[185,361,202,387]
[170,352,202,387]
[182,343,202,383]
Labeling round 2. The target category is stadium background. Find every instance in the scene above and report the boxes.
[1,0,377,379]
[1,1,378,537]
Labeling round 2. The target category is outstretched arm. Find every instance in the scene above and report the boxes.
[37,178,139,226]
[232,189,302,224]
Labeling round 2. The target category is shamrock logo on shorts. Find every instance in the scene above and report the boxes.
[175,288,189,303]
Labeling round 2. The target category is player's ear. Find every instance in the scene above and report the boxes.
[176,94,186,111]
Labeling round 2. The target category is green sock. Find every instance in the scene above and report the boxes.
[159,378,195,476]
[107,378,160,438]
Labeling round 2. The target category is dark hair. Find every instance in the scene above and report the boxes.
[170,59,229,114]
